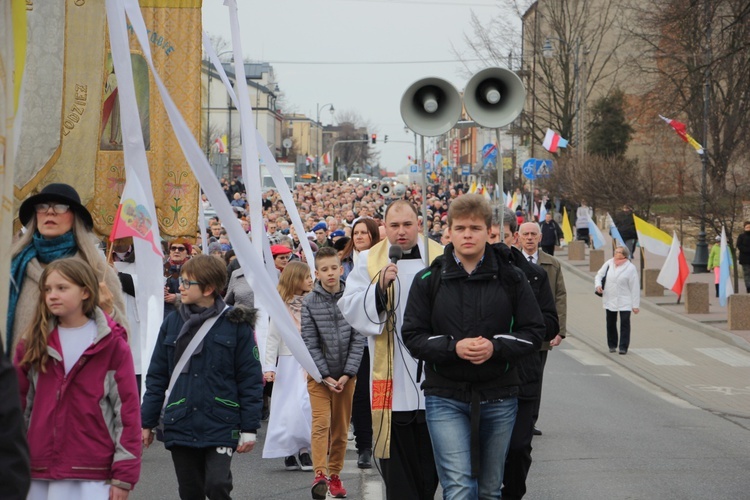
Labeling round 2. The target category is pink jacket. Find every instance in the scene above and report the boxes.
[14,309,141,490]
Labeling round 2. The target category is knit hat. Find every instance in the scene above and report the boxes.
[312,222,327,233]
[207,241,222,255]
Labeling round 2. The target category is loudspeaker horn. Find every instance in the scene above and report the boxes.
[400,77,462,137]
[378,183,392,197]
[369,182,379,193]
[393,184,407,197]
[463,67,526,129]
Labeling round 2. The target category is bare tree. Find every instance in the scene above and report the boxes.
[624,0,750,192]
[329,110,379,177]
[455,0,631,149]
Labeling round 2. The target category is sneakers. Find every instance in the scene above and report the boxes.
[357,448,372,469]
[311,471,328,500]
[328,474,347,498]
[284,455,300,471]
[299,452,313,471]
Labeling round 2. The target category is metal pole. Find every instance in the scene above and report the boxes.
[331,141,337,182]
[316,103,321,179]
[692,2,711,273]
[495,128,504,208]
[420,135,429,263]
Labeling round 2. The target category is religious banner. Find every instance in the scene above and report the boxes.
[12,0,201,239]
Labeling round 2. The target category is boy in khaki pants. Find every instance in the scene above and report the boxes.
[301,247,365,499]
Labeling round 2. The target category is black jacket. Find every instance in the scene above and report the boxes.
[540,220,562,247]
[736,231,750,265]
[0,346,30,499]
[503,245,559,399]
[614,210,637,241]
[402,243,545,403]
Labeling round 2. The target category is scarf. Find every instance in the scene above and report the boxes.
[174,296,226,372]
[366,237,442,459]
[286,295,304,331]
[7,231,77,353]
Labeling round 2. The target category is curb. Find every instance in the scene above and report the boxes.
[559,257,750,353]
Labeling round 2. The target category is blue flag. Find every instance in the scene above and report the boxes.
[719,226,734,306]
[588,219,606,249]
[608,214,627,248]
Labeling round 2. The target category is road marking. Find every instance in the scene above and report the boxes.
[562,348,612,366]
[363,479,383,500]
[695,347,750,367]
[629,348,693,366]
[685,384,750,396]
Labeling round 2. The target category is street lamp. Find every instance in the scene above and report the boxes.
[316,103,335,178]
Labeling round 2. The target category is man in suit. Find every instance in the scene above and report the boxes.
[516,222,567,435]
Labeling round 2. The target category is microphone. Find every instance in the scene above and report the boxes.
[388,245,403,264]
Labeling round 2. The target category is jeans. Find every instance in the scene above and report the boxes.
[606,309,631,351]
[742,264,750,292]
[426,395,518,500]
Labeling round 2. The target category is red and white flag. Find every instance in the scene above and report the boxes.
[656,231,689,296]
[542,128,569,153]
[109,175,163,257]
[323,152,331,165]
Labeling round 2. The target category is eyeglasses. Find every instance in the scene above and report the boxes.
[35,203,70,214]
[178,277,201,289]
[170,246,186,252]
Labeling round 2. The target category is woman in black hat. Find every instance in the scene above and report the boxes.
[7,183,126,351]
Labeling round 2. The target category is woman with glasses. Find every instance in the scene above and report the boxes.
[594,246,640,354]
[8,183,126,352]
[163,238,192,315]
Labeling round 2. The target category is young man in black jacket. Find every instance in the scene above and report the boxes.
[403,195,545,499]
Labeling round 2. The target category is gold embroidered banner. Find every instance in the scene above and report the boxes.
[14,0,202,239]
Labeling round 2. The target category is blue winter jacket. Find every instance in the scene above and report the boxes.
[141,305,263,449]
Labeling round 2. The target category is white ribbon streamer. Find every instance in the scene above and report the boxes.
[104,0,166,389]
[202,33,315,273]
[118,0,321,381]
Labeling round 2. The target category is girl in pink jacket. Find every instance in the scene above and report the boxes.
[14,258,141,500]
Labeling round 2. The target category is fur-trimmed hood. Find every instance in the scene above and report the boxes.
[226,305,258,327]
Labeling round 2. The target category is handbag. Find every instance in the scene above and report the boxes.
[155,305,229,441]
[595,265,609,297]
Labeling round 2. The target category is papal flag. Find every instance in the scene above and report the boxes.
[659,115,704,155]
[633,215,672,256]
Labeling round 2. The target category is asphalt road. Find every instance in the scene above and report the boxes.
[132,334,750,499]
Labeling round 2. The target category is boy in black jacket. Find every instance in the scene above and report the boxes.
[402,195,545,499]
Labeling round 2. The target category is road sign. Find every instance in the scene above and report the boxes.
[536,159,553,177]
[410,164,419,173]
[462,165,471,175]
[482,143,498,167]
[522,158,537,180]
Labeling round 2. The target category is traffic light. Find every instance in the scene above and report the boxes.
[371,134,377,144]
[384,135,389,143]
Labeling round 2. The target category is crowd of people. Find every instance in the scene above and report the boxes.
[3,176,590,500]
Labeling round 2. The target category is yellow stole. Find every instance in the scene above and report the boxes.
[366,238,443,459]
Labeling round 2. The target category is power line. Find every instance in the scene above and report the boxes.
[262,58,484,66]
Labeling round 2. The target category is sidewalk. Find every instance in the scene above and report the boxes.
[554,242,750,420]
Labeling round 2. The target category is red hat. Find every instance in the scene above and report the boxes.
[170,237,193,255]
[271,244,293,256]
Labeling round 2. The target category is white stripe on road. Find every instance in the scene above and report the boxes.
[363,479,383,500]
[629,348,693,366]
[695,347,750,367]
[562,348,613,367]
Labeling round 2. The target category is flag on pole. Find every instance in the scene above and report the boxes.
[542,128,569,153]
[607,213,627,247]
[506,191,513,208]
[656,231,689,296]
[468,180,477,194]
[306,155,314,166]
[214,136,226,153]
[588,219,606,249]
[323,152,331,165]
[719,226,734,306]
[633,215,672,256]
[659,115,704,154]
[561,207,574,243]
[109,176,163,257]
[539,202,547,222]
[533,202,539,220]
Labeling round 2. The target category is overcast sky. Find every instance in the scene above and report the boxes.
[202,0,517,173]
